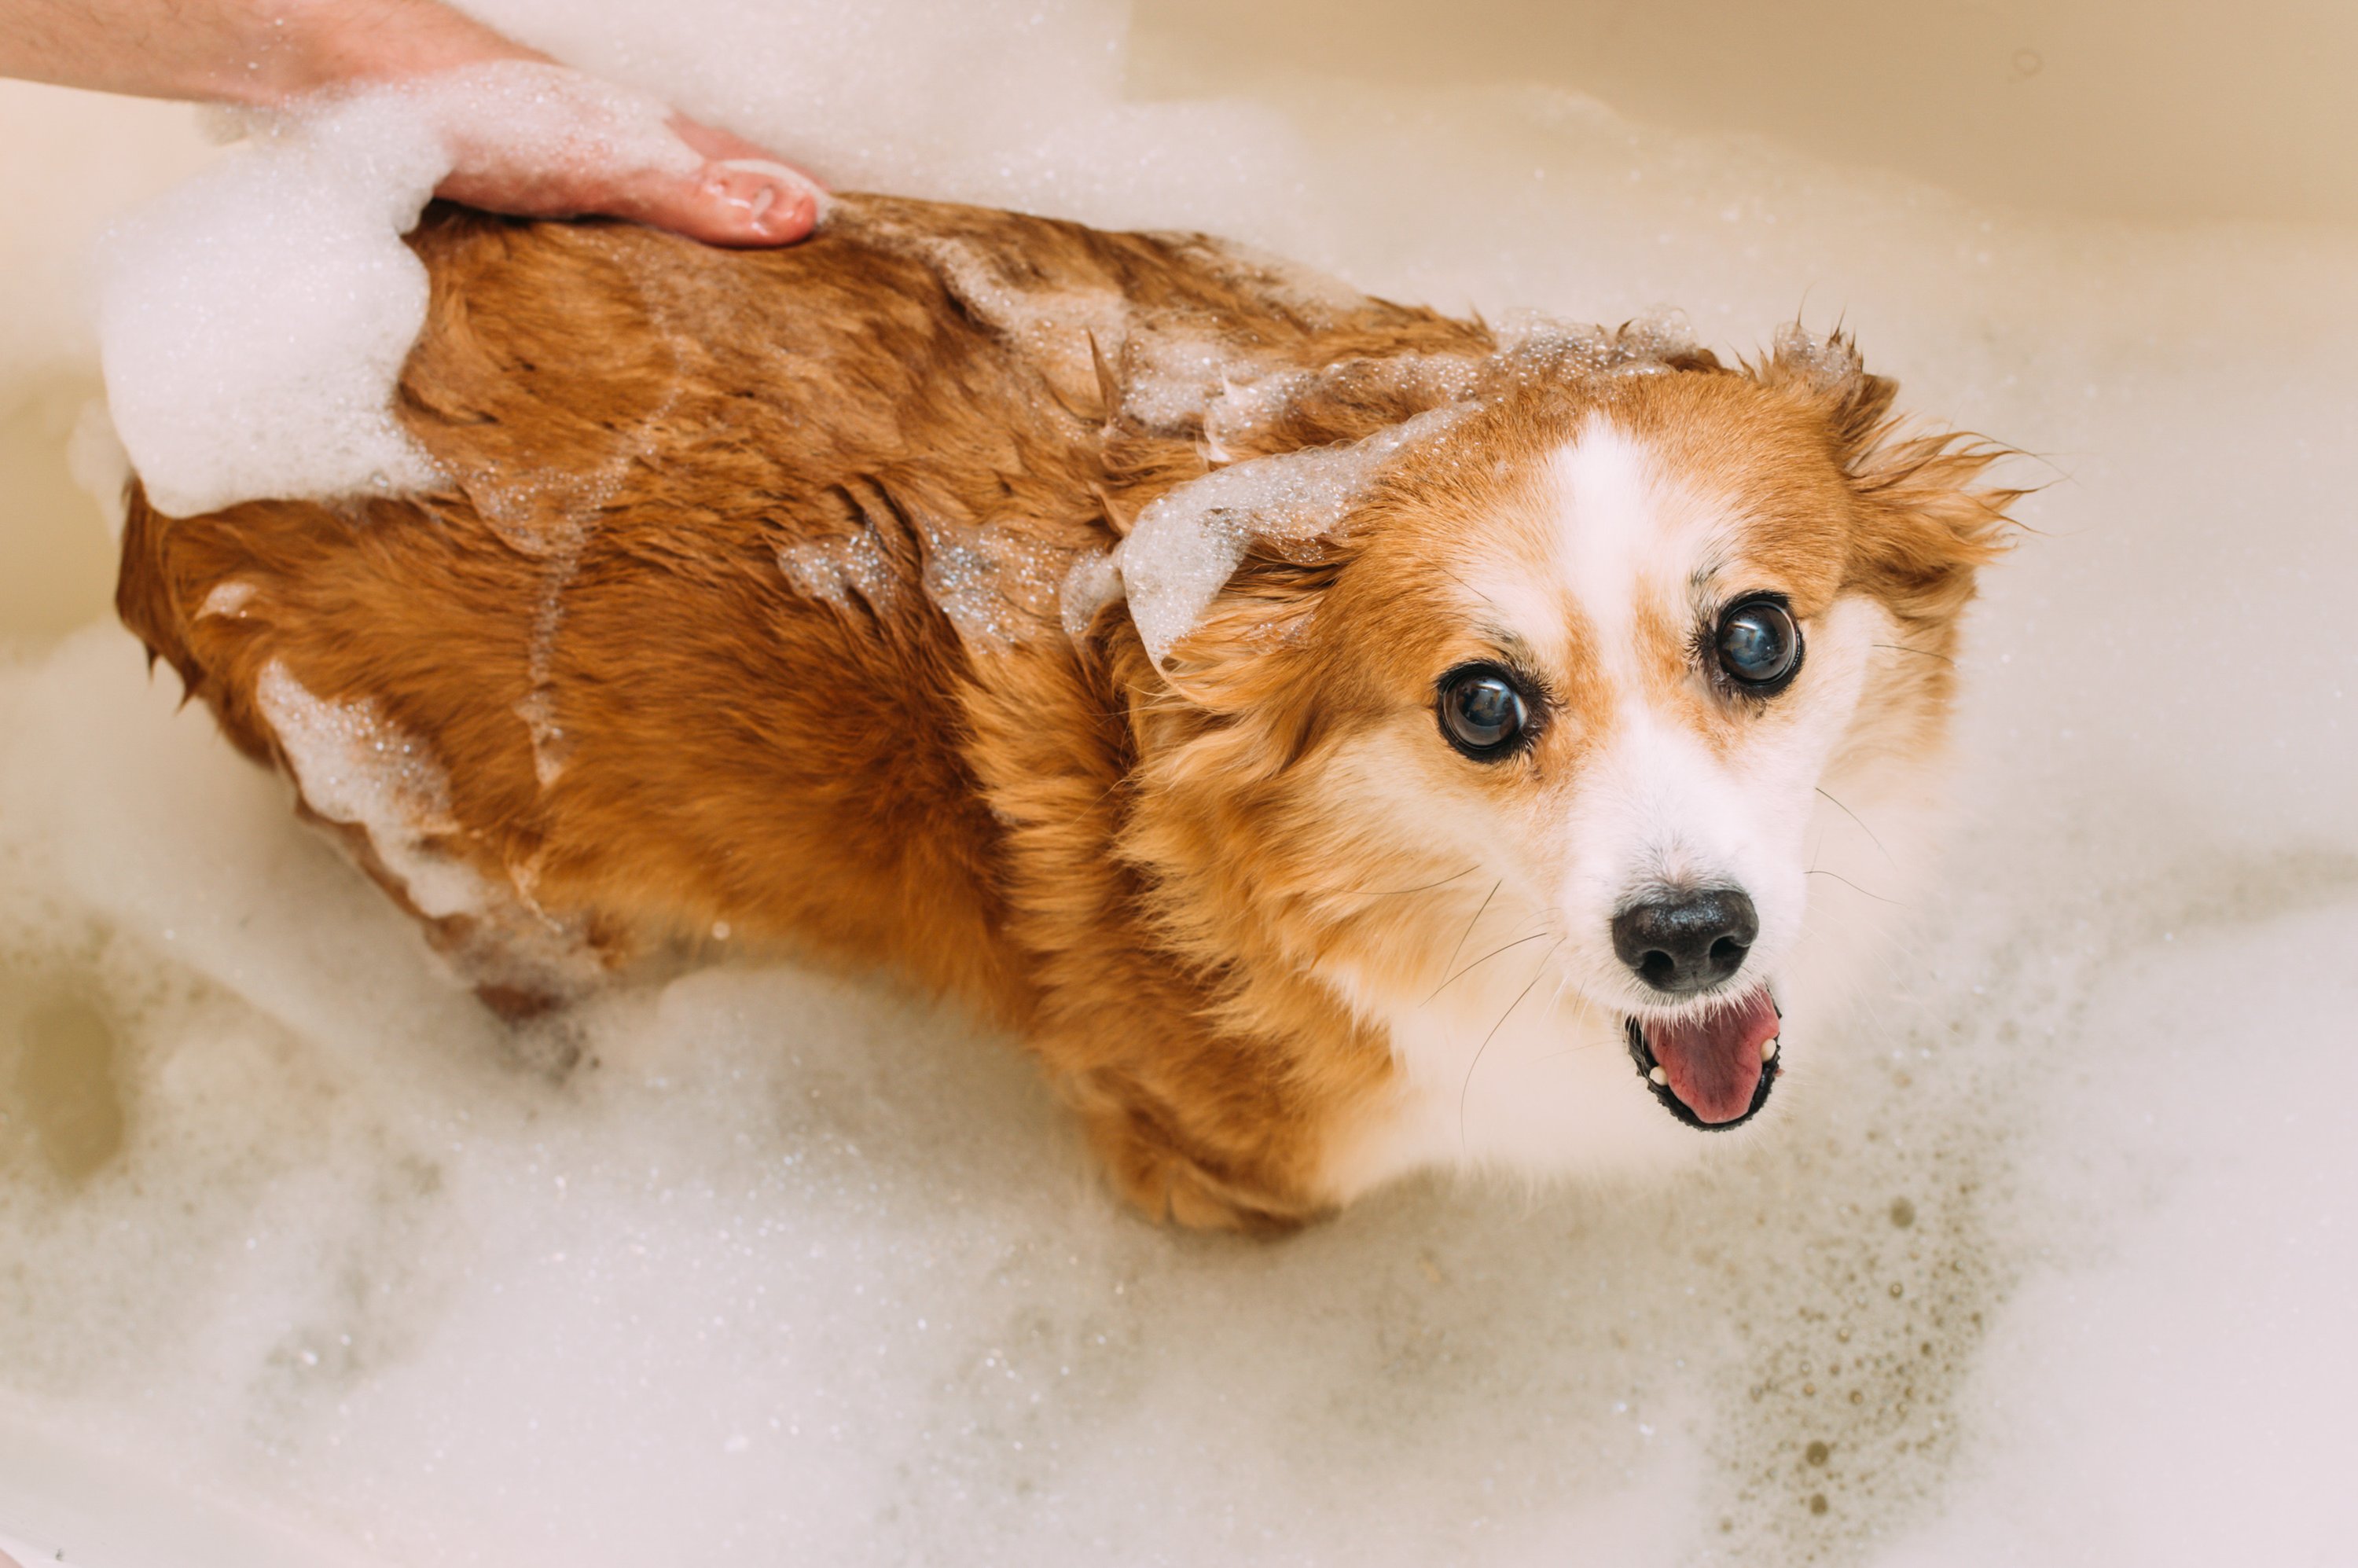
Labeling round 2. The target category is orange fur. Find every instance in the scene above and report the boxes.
[115,195,2014,1229]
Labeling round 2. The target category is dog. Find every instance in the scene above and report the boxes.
[114,193,2015,1230]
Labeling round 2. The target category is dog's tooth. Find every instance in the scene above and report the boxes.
[1761,1037,1780,1062]
[1647,1066,1669,1085]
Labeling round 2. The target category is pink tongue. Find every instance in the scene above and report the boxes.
[1647,990,1780,1124]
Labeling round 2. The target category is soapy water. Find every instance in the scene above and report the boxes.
[2,2,2357,1563]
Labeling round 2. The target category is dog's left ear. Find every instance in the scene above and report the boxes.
[1765,326,2021,630]
[1758,324,1899,457]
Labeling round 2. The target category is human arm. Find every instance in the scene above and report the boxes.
[0,0,819,244]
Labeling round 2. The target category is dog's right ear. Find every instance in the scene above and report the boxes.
[1072,345,1480,766]
[1085,402,1464,683]
[1100,531,1357,786]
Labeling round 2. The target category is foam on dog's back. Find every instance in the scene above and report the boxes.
[99,64,701,518]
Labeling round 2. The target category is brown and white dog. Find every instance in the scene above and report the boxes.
[115,195,2015,1230]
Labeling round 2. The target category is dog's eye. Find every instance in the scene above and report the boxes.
[1715,598,1802,689]
[1437,664,1532,758]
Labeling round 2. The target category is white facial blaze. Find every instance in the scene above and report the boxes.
[1542,419,1800,1010]
[1548,416,1662,693]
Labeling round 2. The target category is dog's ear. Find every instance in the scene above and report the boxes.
[1075,351,1482,790]
[1083,420,1418,783]
[1758,325,1898,459]
[1763,326,2022,632]
[1089,398,1460,678]
[1102,536,1355,785]
[1152,538,1350,700]
[1072,440,1342,755]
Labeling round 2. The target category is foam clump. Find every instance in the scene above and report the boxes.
[784,507,1087,652]
[1492,306,1702,381]
[99,62,700,518]
[1766,319,1868,391]
[252,660,487,920]
[778,529,897,613]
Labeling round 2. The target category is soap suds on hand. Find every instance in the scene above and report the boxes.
[98,63,703,519]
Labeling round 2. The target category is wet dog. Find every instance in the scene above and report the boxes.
[116,195,2015,1228]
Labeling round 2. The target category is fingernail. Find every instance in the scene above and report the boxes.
[708,157,828,241]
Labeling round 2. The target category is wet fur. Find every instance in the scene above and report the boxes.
[116,195,2014,1230]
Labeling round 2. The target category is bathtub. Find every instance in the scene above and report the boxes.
[3,2,2356,1562]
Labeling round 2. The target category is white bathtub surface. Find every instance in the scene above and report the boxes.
[0,1412,376,1568]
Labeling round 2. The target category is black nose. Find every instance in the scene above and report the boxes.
[1611,886,1758,996]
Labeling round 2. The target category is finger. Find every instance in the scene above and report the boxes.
[620,153,824,247]
[651,116,828,246]
[435,110,824,246]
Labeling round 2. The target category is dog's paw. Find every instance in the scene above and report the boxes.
[1082,1104,1326,1236]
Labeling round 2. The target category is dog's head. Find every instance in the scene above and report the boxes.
[1096,323,2014,1169]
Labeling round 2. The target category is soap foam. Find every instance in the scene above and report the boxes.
[98,62,703,518]
[3,2,2357,1565]
[253,659,487,921]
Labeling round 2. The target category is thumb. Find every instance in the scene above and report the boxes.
[427,67,825,247]
[615,116,826,246]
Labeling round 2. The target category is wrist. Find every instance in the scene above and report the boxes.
[211,0,546,106]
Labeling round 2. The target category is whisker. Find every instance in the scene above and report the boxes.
[1806,867,1903,905]
[1814,785,1896,868]
[1459,939,1563,1157]
[1872,641,1956,667]
[1433,563,1503,615]
[1441,878,1504,976]
[1313,865,1482,900]
[1423,929,1554,1004]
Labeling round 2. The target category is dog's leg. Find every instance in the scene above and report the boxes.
[1066,1070,1335,1235]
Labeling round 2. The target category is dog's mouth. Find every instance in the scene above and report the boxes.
[1623,987,1782,1130]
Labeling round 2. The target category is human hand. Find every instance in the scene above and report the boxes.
[413,68,824,247]
[0,0,821,244]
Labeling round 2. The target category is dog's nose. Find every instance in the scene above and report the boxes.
[1611,886,1758,996]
